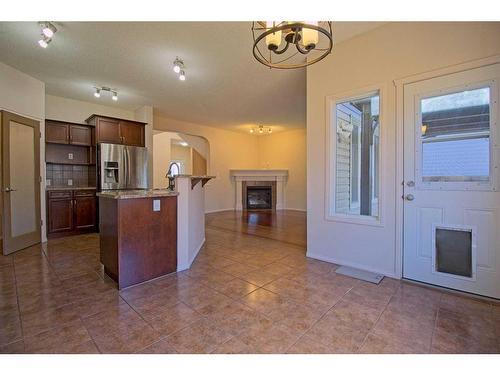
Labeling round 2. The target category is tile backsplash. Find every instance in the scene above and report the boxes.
[46,164,96,188]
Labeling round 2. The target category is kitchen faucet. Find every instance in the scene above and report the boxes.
[166,163,179,191]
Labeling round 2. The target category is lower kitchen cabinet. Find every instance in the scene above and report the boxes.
[47,189,97,237]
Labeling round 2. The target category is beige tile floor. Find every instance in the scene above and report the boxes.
[1,212,499,354]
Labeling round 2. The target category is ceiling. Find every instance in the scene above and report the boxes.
[0,22,384,132]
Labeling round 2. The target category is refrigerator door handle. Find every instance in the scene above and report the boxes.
[123,147,128,188]
[126,147,131,188]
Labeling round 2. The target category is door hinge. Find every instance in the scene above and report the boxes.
[40,219,43,227]
[40,176,42,183]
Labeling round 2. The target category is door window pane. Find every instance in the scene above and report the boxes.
[334,92,380,217]
[421,87,490,182]
[9,121,36,237]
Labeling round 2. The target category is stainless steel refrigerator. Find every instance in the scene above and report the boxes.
[98,143,148,190]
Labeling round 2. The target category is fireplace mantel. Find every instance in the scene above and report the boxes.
[230,169,289,179]
[230,169,288,210]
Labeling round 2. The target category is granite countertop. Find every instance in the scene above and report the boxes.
[46,186,97,191]
[97,189,179,199]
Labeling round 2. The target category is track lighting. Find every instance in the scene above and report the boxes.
[173,57,187,81]
[40,22,57,38]
[93,86,118,101]
[38,36,50,48]
[37,22,56,48]
[173,57,184,74]
[249,125,273,135]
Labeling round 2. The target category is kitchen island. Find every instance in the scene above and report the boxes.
[98,189,178,289]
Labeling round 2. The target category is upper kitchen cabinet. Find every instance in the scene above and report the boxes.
[46,120,92,146]
[119,120,144,146]
[86,114,146,147]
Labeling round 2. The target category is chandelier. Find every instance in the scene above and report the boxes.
[250,125,272,134]
[252,21,333,69]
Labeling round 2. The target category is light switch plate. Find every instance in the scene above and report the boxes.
[67,179,73,186]
[153,199,161,212]
[68,153,74,160]
[46,179,51,186]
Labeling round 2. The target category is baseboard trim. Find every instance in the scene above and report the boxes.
[306,251,400,279]
[285,208,307,212]
[205,208,235,214]
[188,237,206,266]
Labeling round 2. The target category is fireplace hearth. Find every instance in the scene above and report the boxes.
[246,186,272,210]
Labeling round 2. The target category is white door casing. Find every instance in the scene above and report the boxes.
[403,63,500,299]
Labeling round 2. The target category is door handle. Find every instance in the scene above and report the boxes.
[405,194,415,201]
[4,187,17,192]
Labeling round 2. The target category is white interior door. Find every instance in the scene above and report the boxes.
[403,63,500,299]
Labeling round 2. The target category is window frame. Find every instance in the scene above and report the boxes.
[415,79,498,192]
[325,84,385,227]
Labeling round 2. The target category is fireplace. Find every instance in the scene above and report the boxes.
[246,186,273,210]
[230,169,288,210]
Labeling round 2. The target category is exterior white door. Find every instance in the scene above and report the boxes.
[403,63,500,299]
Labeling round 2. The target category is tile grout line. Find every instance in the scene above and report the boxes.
[354,284,401,353]
[281,282,357,353]
[428,300,442,354]
[10,256,25,352]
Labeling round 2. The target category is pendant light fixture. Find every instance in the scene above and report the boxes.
[252,21,333,69]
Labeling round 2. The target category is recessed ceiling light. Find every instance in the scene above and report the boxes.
[112,91,118,101]
[94,88,101,98]
[179,70,186,81]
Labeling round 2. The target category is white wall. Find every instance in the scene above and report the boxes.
[176,177,205,271]
[307,22,500,278]
[0,62,46,242]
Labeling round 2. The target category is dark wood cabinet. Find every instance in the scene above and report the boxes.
[69,125,92,146]
[46,121,70,144]
[119,120,144,146]
[99,195,177,289]
[48,196,73,233]
[74,192,97,230]
[47,189,97,237]
[94,117,121,144]
[86,114,146,146]
[46,120,93,146]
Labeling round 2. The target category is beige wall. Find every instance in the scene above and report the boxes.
[307,22,500,277]
[258,129,307,211]
[171,144,193,174]
[154,114,307,212]
[45,95,135,123]
[154,114,260,212]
